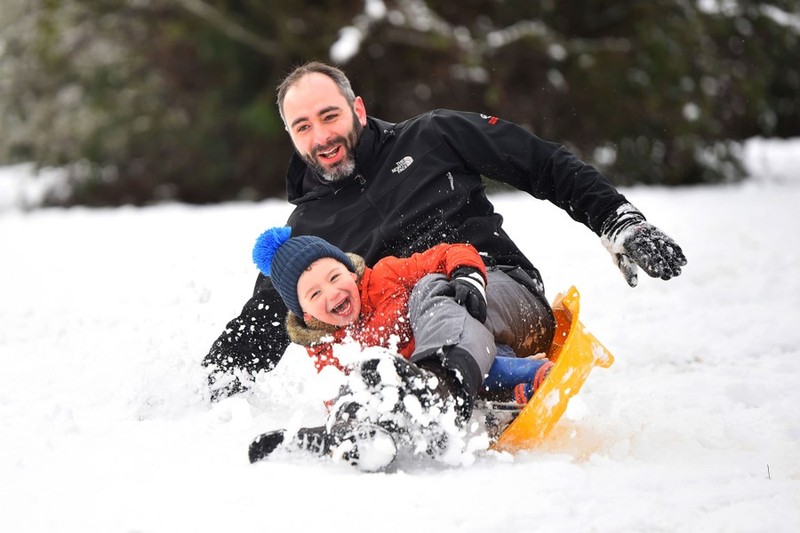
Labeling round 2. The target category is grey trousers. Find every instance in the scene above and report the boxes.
[407,268,555,379]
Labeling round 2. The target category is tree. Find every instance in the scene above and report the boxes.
[0,0,797,206]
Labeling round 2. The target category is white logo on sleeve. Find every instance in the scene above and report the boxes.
[391,156,414,174]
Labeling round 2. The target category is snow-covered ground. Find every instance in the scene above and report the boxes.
[1,138,799,532]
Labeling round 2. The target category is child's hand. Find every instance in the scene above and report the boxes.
[448,267,487,323]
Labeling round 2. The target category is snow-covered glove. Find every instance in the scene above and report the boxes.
[447,267,487,322]
[601,203,687,287]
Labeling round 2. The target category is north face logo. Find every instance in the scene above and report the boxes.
[391,156,414,174]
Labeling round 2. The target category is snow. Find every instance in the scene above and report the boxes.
[330,26,363,64]
[2,138,800,531]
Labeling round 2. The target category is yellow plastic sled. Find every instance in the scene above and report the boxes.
[491,286,614,452]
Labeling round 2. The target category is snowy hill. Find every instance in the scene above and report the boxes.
[1,139,799,532]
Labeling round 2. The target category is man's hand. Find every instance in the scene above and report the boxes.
[448,267,487,322]
[601,203,687,287]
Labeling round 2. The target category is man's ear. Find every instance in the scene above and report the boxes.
[353,96,367,126]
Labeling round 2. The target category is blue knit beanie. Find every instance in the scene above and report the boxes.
[252,226,355,317]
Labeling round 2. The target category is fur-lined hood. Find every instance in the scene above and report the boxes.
[285,252,366,347]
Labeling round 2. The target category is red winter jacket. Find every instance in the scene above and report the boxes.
[285,242,487,372]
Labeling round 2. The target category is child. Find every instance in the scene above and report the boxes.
[248,226,554,467]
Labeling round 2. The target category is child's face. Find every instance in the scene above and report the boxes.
[297,257,361,326]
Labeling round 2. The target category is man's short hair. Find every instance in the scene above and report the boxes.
[275,61,356,125]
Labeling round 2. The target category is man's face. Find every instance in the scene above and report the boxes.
[282,73,367,182]
[297,257,361,327]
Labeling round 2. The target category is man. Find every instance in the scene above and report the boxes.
[203,61,686,400]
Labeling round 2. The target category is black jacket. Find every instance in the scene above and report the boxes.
[203,109,628,398]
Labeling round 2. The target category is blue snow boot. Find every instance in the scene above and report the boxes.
[483,355,555,405]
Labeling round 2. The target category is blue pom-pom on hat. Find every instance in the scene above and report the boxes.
[253,226,292,276]
[252,226,354,318]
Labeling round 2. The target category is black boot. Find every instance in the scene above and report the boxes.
[416,360,472,424]
[248,402,397,472]
[412,345,483,422]
[353,352,483,461]
[357,351,478,423]
[358,357,450,412]
[324,400,398,471]
[248,425,328,463]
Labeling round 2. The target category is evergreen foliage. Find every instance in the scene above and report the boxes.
[1,0,797,205]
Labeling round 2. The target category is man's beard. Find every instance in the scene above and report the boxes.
[304,113,363,183]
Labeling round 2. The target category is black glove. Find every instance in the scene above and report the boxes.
[601,203,687,287]
[448,267,487,322]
